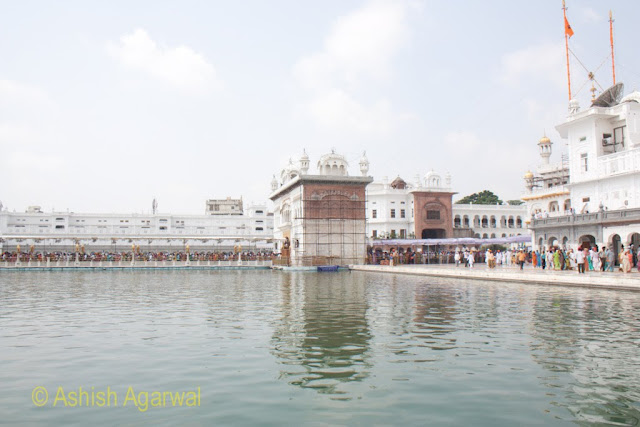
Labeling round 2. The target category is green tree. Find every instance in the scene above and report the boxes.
[506,199,524,205]
[455,190,503,205]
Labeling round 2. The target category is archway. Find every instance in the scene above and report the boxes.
[422,229,445,239]
[629,232,640,249]
[548,236,558,248]
[562,236,569,248]
[578,234,596,249]
[610,234,622,266]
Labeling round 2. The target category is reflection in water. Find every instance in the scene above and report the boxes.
[412,286,459,351]
[530,291,640,425]
[271,272,370,397]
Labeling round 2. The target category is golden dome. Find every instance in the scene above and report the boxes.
[538,135,550,144]
[523,170,534,179]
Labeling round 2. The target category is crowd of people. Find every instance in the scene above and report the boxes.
[531,244,637,273]
[1,250,274,263]
[370,244,638,274]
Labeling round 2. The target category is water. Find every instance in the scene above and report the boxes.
[1,270,640,426]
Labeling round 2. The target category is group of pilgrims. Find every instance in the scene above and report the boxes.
[531,245,637,273]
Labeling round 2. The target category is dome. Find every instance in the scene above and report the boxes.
[538,135,550,144]
[523,170,534,179]
[390,176,407,189]
[300,149,309,161]
[280,158,300,183]
[621,90,640,104]
[317,149,349,176]
[424,170,442,188]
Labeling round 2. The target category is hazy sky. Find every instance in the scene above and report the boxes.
[2,1,639,214]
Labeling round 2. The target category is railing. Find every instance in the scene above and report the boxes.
[531,207,640,227]
[0,259,273,269]
[597,149,640,177]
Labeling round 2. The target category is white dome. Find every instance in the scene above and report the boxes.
[424,170,442,188]
[621,90,640,104]
[317,149,349,176]
[280,158,300,183]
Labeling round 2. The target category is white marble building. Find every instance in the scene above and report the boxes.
[0,202,273,253]
[367,172,527,240]
[526,85,640,253]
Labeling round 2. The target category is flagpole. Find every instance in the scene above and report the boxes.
[609,10,616,85]
[563,0,571,101]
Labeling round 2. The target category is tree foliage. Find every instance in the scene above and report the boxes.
[506,199,524,205]
[455,190,503,205]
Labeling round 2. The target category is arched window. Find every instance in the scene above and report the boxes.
[490,216,496,228]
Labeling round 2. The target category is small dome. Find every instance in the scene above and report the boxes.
[524,170,534,179]
[300,149,309,160]
[621,90,640,104]
[539,135,550,144]
[390,176,407,189]
[424,170,442,188]
[317,149,349,176]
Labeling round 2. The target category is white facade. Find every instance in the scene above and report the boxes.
[527,86,640,251]
[0,202,273,252]
[367,172,527,239]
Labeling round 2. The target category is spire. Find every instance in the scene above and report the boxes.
[359,151,369,176]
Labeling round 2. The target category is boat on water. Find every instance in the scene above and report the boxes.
[317,265,340,272]
[272,265,317,272]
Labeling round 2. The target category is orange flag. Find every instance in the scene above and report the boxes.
[564,16,574,38]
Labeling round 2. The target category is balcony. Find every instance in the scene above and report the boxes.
[597,148,640,178]
[531,207,640,228]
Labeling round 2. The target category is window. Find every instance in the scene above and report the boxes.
[255,227,264,231]
[614,126,625,146]
[426,210,440,220]
[400,209,406,218]
[400,229,406,238]
[55,225,64,229]
[372,230,377,238]
[581,153,588,172]
[256,210,264,214]
[372,209,377,219]
[390,209,396,218]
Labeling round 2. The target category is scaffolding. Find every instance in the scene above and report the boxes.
[293,195,367,266]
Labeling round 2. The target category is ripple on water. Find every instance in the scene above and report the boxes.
[1,270,640,425]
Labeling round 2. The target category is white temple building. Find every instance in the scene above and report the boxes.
[0,200,273,253]
[525,83,640,255]
[367,171,527,241]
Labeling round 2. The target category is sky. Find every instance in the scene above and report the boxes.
[2,0,639,214]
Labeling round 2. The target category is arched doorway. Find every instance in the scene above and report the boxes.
[562,236,569,249]
[422,229,445,239]
[629,232,640,249]
[548,236,558,248]
[578,235,596,249]
[611,234,622,266]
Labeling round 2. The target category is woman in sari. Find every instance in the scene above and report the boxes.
[622,250,632,273]
[553,249,561,270]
